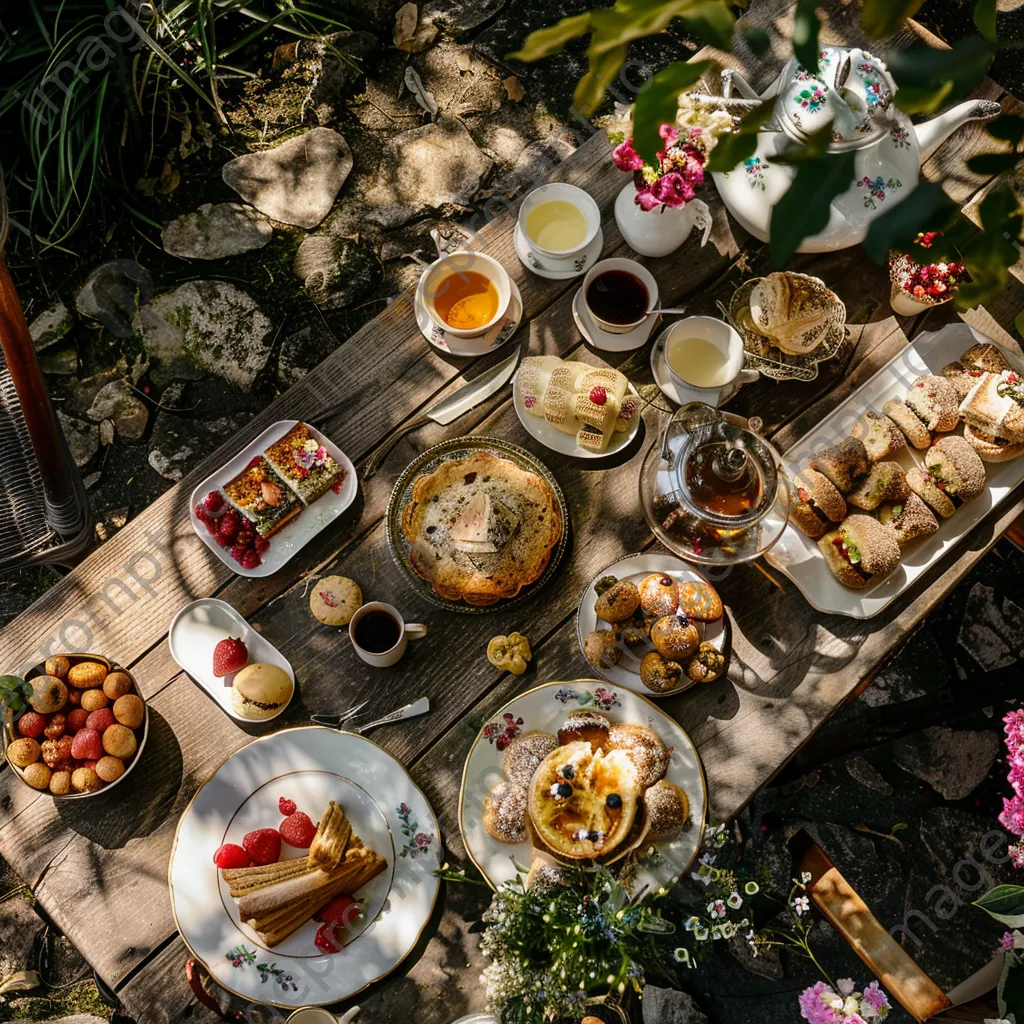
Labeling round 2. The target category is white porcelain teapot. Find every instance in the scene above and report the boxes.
[710,45,1001,252]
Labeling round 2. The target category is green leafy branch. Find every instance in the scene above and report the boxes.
[0,676,32,715]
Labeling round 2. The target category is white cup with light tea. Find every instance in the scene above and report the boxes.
[348,601,427,669]
[663,316,759,406]
[581,257,659,335]
[518,183,601,262]
[419,250,511,338]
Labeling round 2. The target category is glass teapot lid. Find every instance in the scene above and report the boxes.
[778,45,896,149]
[640,403,790,566]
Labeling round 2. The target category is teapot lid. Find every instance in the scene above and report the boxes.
[778,46,896,149]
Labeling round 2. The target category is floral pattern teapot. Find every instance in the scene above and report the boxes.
[710,45,1001,252]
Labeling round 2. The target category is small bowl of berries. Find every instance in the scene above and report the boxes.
[888,232,969,317]
[3,654,148,799]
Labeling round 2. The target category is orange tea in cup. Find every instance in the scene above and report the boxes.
[432,270,498,331]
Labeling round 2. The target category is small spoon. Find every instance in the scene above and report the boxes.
[646,306,689,316]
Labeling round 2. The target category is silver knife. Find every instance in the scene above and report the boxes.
[351,344,522,478]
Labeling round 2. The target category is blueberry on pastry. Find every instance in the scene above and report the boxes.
[651,614,700,661]
[638,574,679,618]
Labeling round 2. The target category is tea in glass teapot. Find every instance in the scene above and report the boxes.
[710,45,1000,252]
[639,403,790,566]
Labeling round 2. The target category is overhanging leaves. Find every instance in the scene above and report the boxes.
[677,0,735,50]
[792,0,820,73]
[509,13,592,62]
[743,25,770,56]
[704,98,776,173]
[958,187,1024,306]
[862,180,959,264]
[573,42,630,117]
[632,60,713,164]
[770,122,837,166]
[770,150,856,265]
[1000,950,1024,1023]
[975,0,997,42]
[974,884,1024,924]
[888,37,998,115]
[861,0,925,39]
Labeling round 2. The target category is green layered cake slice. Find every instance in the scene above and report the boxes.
[264,423,344,504]
[223,456,302,536]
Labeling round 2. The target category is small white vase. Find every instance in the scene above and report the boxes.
[614,182,712,258]
[889,282,952,317]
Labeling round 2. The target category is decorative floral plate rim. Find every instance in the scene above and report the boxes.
[574,553,728,697]
[724,275,848,382]
[168,726,441,1009]
[458,680,708,893]
[385,435,570,614]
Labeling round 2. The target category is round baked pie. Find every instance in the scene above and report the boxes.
[557,710,611,748]
[607,724,668,788]
[528,741,639,859]
[484,781,528,844]
[502,730,558,789]
[401,451,562,606]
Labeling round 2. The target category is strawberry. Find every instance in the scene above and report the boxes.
[314,922,344,954]
[242,828,281,866]
[70,728,103,761]
[315,893,359,929]
[213,637,248,677]
[66,709,89,734]
[17,711,46,739]
[278,797,297,816]
[213,843,252,869]
[86,708,115,733]
[279,811,316,848]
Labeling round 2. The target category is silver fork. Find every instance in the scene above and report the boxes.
[310,699,370,729]
[350,697,430,735]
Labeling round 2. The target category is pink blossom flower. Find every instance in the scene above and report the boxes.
[861,981,890,1015]
[1010,842,1024,868]
[650,172,695,208]
[612,139,644,172]
[1003,931,1016,951]
[799,982,840,1024]
[635,186,661,212]
[656,123,679,162]
[999,795,1024,835]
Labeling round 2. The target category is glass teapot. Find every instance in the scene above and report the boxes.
[640,403,790,565]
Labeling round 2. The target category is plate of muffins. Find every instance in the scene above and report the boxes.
[767,324,1024,618]
[576,554,727,697]
[458,680,707,895]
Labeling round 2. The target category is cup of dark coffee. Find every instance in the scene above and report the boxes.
[581,257,659,334]
[349,601,427,668]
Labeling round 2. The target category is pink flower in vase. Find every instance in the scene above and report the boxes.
[656,123,679,162]
[612,139,644,172]
[650,172,695,208]
[635,185,661,211]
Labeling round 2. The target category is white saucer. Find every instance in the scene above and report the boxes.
[571,288,660,352]
[414,277,522,357]
[513,222,603,280]
[650,327,691,405]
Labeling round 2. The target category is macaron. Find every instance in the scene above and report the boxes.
[231,663,293,721]
[309,576,363,627]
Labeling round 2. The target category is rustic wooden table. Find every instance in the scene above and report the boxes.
[2,3,1023,1021]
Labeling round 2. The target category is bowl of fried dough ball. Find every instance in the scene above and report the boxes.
[3,654,148,799]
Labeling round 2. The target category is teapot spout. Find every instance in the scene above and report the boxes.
[915,98,1001,162]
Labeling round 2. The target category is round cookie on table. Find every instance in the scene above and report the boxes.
[310,575,363,626]
[4,656,146,798]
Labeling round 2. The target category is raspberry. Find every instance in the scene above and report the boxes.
[240,549,261,571]
[230,542,248,563]
[314,922,344,954]
[204,491,224,513]
[71,728,103,761]
[66,709,89,734]
[213,843,252,869]
[242,828,281,866]
[215,532,232,548]
[194,504,209,524]
[204,517,220,537]
[247,456,262,469]
[278,797,297,816]
[314,894,359,929]
[589,385,607,406]
[16,711,46,739]
[86,708,115,733]
[218,511,240,541]
[254,536,270,555]
[279,811,317,848]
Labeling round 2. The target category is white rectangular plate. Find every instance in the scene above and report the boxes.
[189,420,357,578]
[765,323,1024,619]
[168,598,295,721]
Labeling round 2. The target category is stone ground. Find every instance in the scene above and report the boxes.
[0,0,1023,1020]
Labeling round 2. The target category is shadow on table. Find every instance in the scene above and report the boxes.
[55,708,182,848]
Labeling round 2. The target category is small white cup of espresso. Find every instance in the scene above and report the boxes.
[663,316,759,406]
[349,601,427,668]
[518,183,601,260]
[581,257,659,334]
[418,250,511,338]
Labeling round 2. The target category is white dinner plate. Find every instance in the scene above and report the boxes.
[189,420,357,579]
[575,554,727,697]
[512,371,642,459]
[168,598,295,722]
[459,680,706,894]
[170,727,441,1009]
[765,324,1024,618]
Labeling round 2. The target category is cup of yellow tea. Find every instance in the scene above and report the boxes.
[518,183,600,260]
[418,250,512,338]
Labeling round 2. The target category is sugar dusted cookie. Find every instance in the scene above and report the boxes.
[310,576,363,626]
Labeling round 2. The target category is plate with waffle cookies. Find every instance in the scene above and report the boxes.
[169,727,440,1008]
[512,356,642,458]
[459,680,706,895]
[766,324,1024,618]
[189,420,356,577]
